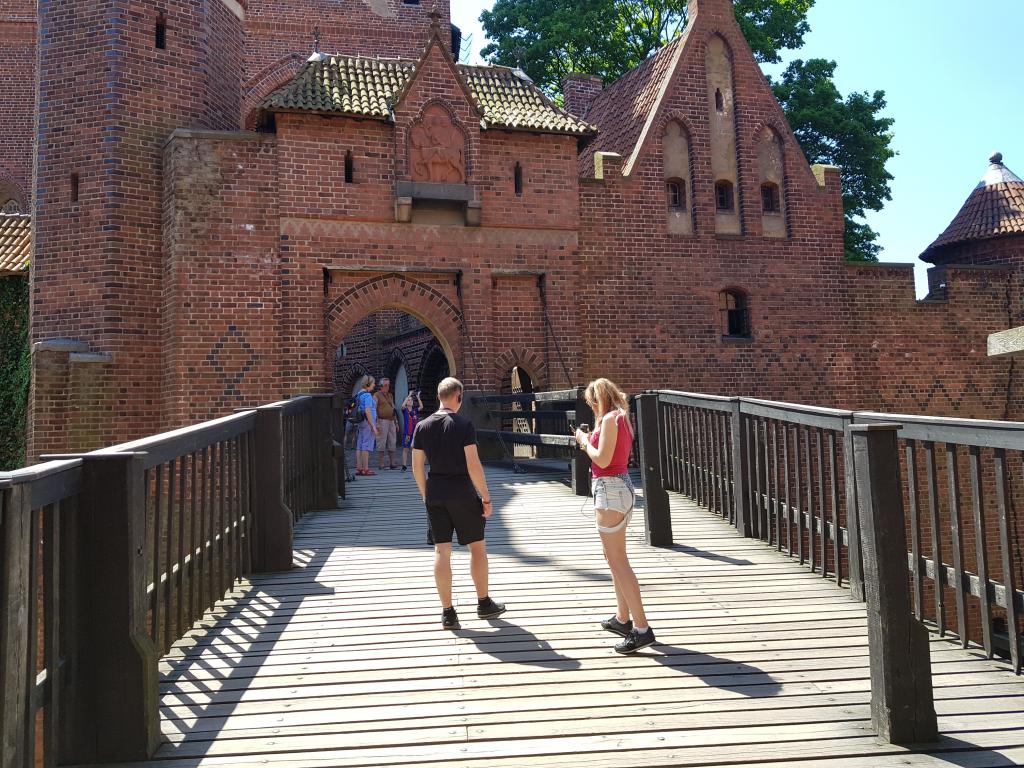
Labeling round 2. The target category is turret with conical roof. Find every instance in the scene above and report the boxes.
[922,152,1024,266]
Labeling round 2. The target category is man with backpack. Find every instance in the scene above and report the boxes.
[353,375,378,476]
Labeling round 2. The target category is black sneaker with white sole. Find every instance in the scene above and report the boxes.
[601,616,633,637]
[442,607,460,630]
[476,597,507,619]
[614,627,656,654]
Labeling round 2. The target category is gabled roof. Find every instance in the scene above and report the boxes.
[923,153,1024,261]
[579,33,688,177]
[0,214,30,275]
[263,56,596,137]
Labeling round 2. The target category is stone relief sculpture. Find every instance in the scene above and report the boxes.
[409,104,466,184]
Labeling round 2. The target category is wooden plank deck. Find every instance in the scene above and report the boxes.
[97,467,1024,767]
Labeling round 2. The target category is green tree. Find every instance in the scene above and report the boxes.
[0,275,30,470]
[480,0,894,261]
[772,59,894,261]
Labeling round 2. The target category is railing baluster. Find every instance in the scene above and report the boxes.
[772,421,781,550]
[684,407,695,499]
[993,448,1021,674]
[26,498,41,767]
[816,429,826,578]
[805,426,816,574]
[722,412,733,524]
[151,464,162,648]
[924,441,945,636]
[188,451,199,628]
[42,501,61,768]
[164,458,176,653]
[176,455,187,639]
[218,440,228,597]
[205,444,216,612]
[243,430,254,576]
[946,443,969,647]
[783,423,792,557]
[968,445,993,658]
[794,426,804,565]
[754,419,766,541]
[828,431,841,584]
[233,437,243,584]
[906,440,923,619]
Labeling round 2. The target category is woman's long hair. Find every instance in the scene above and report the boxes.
[585,378,629,418]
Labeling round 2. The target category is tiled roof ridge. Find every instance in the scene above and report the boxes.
[262,50,596,136]
[923,172,1024,258]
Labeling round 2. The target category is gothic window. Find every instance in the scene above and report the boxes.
[1,199,21,214]
[666,179,685,210]
[761,182,781,214]
[720,290,750,338]
[715,180,734,213]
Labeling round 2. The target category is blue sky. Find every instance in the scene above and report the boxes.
[449,0,1024,297]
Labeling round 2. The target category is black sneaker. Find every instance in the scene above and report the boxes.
[614,627,656,654]
[442,607,460,630]
[601,616,633,637]
[476,597,507,619]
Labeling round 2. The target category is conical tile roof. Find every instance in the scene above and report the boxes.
[923,152,1024,262]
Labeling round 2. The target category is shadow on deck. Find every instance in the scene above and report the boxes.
[100,468,1024,767]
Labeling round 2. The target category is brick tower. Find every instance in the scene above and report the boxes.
[30,0,246,457]
[0,0,36,209]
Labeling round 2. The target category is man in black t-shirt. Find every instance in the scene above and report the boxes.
[412,377,507,629]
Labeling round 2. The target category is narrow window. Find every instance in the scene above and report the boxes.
[402,0,420,4]
[720,290,750,338]
[715,180,734,213]
[514,162,523,196]
[70,173,80,203]
[715,88,724,112]
[344,151,354,184]
[666,179,685,210]
[761,182,781,214]
[1,199,21,214]
[155,14,167,50]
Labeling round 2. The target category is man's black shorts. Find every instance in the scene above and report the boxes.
[426,494,486,545]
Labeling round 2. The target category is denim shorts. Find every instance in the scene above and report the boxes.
[592,473,636,534]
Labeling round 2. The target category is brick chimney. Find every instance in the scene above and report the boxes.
[563,73,604,119]
[689,0,735,22]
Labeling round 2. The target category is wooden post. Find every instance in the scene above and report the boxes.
[63,453,160,763]
[463,391,503,461]
[851,424,938,745]
[331,394,347,500]
[252,406,293,573]
[572,387,594,497]
[310,395,338,509]
[843,417,865,601]
[1,485,31,768]
[730,399,750,537]
[637,393,672,547]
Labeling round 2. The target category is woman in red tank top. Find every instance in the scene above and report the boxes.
[574,378,655,654]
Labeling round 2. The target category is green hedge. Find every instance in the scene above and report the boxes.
[0,275,29,470]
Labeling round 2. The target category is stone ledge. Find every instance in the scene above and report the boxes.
[395,182,476,202]
[32,338,91,354]
[70,352,114,365]
[164,129,276,148]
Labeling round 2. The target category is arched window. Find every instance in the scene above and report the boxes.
[715,180,734,213]
[1,199,22,214]
[720,290,750,338]
[666,179,685,210]
[761,182,781,214]
[715,88,724,112]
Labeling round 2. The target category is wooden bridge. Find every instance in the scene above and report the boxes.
[3,391,1023,767]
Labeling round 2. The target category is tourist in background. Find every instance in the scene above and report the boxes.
[355,375,378,476]
[400,389,424,471]
[575,378,655,653]
[374,377,400,470]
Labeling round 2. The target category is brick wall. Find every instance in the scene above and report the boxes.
[30,0,246,459]
[0,1,36,203]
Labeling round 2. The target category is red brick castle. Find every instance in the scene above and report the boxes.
[2,0,1023,459]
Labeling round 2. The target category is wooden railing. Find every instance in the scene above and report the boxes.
[648,391,1023,678]
[0,395,342,767]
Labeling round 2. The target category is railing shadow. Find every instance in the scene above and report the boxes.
[155,540,336,758]
[663,544,754,566]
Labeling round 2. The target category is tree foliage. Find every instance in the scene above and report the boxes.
[0,275,30,470]
[480,0,895,261]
